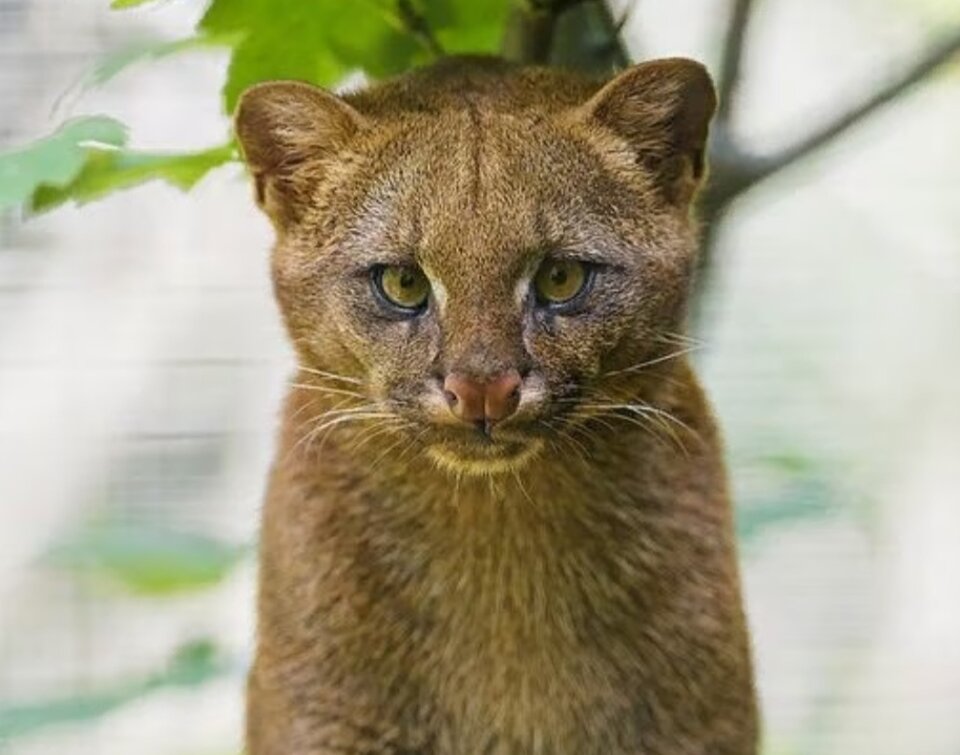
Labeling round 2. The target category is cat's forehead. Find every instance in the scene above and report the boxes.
[333,109,648,278]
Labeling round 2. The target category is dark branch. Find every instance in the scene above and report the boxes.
[693,24,960,326]
[546,0,632,72]
[502,0,628,69]
[397,0,445,58]
[502,5,558,64]
[715,0,757,123]
[591,0,632,70]
[733,26,960,197]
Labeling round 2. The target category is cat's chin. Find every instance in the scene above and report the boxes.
[426,436,544,477]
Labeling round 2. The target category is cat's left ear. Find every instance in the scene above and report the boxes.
[578,58,717,206]
[234,81,367,228]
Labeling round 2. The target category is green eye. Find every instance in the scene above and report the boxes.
[374,265,430,311]
[534,259,589,306]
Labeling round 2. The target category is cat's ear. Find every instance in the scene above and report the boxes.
[578,58,717,206]
[235,81,366,228]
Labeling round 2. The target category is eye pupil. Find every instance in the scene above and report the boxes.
[550,266,568,286]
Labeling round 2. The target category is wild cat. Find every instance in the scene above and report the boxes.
[235,56,758,755]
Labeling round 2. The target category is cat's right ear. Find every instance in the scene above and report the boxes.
[576,59,717,207]
[234,81,366,228]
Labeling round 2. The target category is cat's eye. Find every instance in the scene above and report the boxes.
[533,259,590,307]
[372,264,430,313]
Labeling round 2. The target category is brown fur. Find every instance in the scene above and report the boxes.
[236,55,758,754]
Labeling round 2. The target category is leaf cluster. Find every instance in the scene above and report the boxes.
[0,0,512,213]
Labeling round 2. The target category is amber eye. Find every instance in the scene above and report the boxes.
[533,259,589,306]
[373,265,430,312]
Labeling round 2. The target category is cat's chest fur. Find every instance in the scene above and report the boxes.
[257,398,752,754]
[328,473,678,752]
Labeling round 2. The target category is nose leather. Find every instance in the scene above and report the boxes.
[443,369,522,429]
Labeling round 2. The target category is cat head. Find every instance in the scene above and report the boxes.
[235,57,716,476]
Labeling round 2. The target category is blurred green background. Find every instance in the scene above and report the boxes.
[1,0,959,753]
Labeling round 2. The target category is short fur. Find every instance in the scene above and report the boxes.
[236,55,759,755]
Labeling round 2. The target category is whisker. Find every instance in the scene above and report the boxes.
[310,412,398,452]
[369,430,418,469]
[396,427,431,466]
[602,344,702,378]
[628,410,687,456]
[512,470,535,505]
[452,469,463,505]
[349,418,409,450]
[290,408,394,460]
[579,407,673,453]
[654,330,704,348]
[567,415,624,459]
[287,395,322,424]
[563,408,621,438]
[295,401,381,434]
[292,397,357,437]
[555,429,591,468]
[578,402,694,456]
[288,382,368,400]
[582,402,698,440]
[296,364,365,386]
[539,418,590,466]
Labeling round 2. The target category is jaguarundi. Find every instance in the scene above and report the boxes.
[235,54,759,755]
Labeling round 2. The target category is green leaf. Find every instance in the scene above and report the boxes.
[0,116,127,209]
[0,638,232,740]
[0,116,233,213]
[30,142,236,213]
[165,639,228,686]
[42,521,248,595]
[419,0,512,54]
[82,34,236,92]
[197,0,510,113]
[737,477,835,543]
[200,0,410,112]
[110,0,166,9]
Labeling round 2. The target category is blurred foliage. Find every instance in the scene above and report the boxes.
[4,1,954,753]
[0,639,232,741]
[0,117,233,213]
[0,517,247,743]
[0,117,126,209]
[736,451,839,544]
[203,0,511,111]
[0,0,511,214]
[110,0,165,8]
[81,34,235,93]
[30,143,235,213]
[42,520,248,596]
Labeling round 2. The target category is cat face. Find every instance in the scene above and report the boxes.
[236,58,715,475]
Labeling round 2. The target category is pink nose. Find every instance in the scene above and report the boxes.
[443,369,522,430]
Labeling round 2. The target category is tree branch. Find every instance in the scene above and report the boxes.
[715,0,757,123]
[397,0,445,58]
[729,26,960,199]
[502,5,558,64]
[502,0,629,69]
[693,24,960,329]
[502,1,582,65]
[586,0,632,70]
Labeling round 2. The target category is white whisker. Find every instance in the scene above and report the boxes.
[602,344,702,377]
[296,364,365,386]
[288,382,367,400]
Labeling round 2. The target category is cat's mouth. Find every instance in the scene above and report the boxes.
[426,433,544,476]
